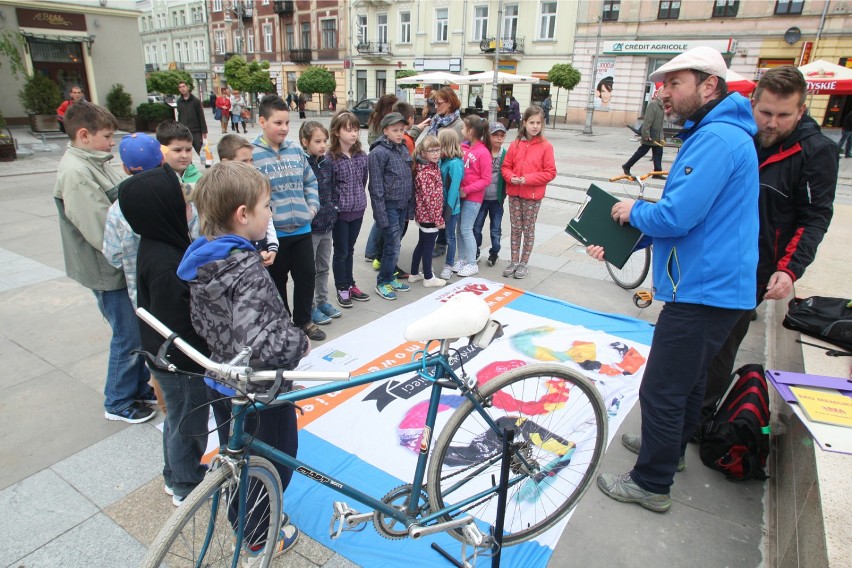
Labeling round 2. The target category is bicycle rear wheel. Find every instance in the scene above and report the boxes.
[427,363,606,546]
[606,247,650,290]
[142,456,282,568]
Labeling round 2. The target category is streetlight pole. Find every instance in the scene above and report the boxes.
[348,0,354,107]
[582,14,603,135]
[488,0,503,124]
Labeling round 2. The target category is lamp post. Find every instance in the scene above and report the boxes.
[488,0,503,124]
[582,14,603,135]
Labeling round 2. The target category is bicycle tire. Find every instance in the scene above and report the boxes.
[427,363,607,546]
[142,456,282,568]
[606,247,651,290]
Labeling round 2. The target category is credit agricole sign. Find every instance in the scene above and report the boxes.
[603,39,736,55]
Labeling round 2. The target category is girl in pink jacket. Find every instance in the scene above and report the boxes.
[501,106,556,279]
[455,116,493,277]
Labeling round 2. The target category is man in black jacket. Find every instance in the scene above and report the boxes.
[176,81,208,160]
[698,66,838,432]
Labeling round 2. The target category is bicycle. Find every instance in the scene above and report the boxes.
[604,171,667,294]
[139,292,607,568]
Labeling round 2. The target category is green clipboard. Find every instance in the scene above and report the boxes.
[565,184,644,269]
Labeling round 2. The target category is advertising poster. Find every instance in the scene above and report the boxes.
[594,57,616,111]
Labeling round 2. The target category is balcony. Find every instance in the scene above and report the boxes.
[289,48,312,64]
[479,36,525,54]
[273,0,294,16]
[356,41,392,58]
[237,4,252,19]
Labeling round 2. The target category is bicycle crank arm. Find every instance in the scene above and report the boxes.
[329,501,371,539]
[408,515,475,539]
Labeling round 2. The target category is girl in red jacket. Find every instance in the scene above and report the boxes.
[408,136,447,288]
[501,106,556,279]
[456,116,493,277]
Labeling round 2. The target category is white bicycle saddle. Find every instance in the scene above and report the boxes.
[403,292,491,342]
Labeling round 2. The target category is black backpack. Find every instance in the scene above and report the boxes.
[699,364,770,481]
[782,296,852,352]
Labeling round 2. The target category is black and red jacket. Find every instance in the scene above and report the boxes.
[755,114,837,295]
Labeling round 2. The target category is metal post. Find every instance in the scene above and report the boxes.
[582,13,603,135]
[488,0,503,124]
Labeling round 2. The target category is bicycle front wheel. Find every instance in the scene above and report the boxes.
[427,363,607,546]
[142,456,283,568]
[605,247,650,290]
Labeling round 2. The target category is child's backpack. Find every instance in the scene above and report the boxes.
[699,364,770,481]
[782,296,852,352]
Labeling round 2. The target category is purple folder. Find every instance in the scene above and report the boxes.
[766,369,852,402]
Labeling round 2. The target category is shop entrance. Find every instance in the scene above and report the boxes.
[28,39,90,100]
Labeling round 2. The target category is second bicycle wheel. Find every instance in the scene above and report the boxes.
[142,456,283,568]
[606,247,651,290]
[427,363,607,546]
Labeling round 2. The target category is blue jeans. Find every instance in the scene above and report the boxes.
[332,216,363,290]
[93,288,151,413]
[839,129,851,157]
[473,199,504,257]
[365,222,381,259]
[444,214,459,267]
[456,200,481,264]
[377,204,407,285]
[152,368,209,499]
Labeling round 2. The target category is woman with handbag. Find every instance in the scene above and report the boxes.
[215,88,231,134]
[230,90,247,134]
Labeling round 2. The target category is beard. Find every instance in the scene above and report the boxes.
[665,90,705,126]
[756,127,794,148]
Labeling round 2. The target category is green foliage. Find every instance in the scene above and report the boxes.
[146,70,194,95]
[297,66,336,95]
[136,102,174,123]
[396,70,419,90]
[0,108,7,131]
[548,64,581,92]
[224,56,274,94]
[19,73,63,115]
[106,84,134,118]
[0,31,26,80]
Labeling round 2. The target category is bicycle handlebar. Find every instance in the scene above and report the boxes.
[136,307,350,384]
[608,171,668,183]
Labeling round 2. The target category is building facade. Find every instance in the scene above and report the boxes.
[137,0,214,100]
[568,0,852,127]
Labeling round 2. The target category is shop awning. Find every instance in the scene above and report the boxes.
[798,60,852,96]
[455,72,540,85]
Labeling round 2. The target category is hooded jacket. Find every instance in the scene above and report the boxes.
[440,156,464,216]
[177,235,308,386]
[501,135,557,200]
[307,152,339,233]
[630,93,759,310]
[119,165,207,374]
[414,158,445,228]
[368,135,414,228]
[754,114,836,291]
[460,140,492,203]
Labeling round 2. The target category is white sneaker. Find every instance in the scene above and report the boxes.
[408,273,424,283]
[457,263,479,277]
[423,276,447,288]
[439,265,453,280]
[451,260,465,273]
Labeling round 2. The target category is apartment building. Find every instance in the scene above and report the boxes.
[569,0,852,127]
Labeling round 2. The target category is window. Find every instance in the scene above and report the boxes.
[775,0,803,14]
[322,19,337,49]
[161,42,168,62]
[658,1,680,19]
[602,0,620,21]
[264,23,274,52]
[435,8,448,42]
[399,11,411,43]
[377,14,388,44]
[246,32,255,53]
[474,6,488,41]
[183,41,189,61]
[301,21,311,49]
[214,29,225,53]
[212,0,222,11]
[286,24,294,50]
[712,0,739,17]
[172,12,178,27]
[356,70,367,102]
[503,5,518,38]
[538,2,557,39]
[376,70,386,98]
[194,39,205,61]
[234,32,243,54]
[357,15,367,43]
[262,0,269,4]
[180,10,186,25]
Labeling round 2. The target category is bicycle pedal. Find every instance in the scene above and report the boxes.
[633,290,653,308]
[329,501,369,539]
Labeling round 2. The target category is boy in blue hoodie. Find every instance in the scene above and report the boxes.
[177,161,308,560]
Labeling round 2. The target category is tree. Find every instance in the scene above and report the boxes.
[224,55,274,95]
[0,31,26,80]
[297,66,336,96]
[547,64,581,129]
[146,70,194,95]
[396,69,419,90]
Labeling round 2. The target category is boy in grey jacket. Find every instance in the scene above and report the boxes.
[53,101,155,424]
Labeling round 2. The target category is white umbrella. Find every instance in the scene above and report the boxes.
[455,71,541,85]
[400,72,466,85]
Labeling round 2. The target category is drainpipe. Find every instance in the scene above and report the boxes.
[812,0,829,56]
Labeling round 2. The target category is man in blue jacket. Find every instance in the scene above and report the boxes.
[589,46,760,512]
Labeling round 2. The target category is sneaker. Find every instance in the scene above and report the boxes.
[502,262,518,278]
[300,322,326,341]
[458,263,479,277]
[375,282,397,301]
[105,403,156,424]
[336,288,353,308]
[651,174,666,180]
[136,392,158,406]
[451,260,465,273]
[476,249,481,261]
[432,244,447,258]
[389,278,410,292]
[621,164,632,177]
[513,263,529,279]
[409,273,424,283]
[172,494,185,507]
[243,522,301,566]
[364,255,375,262]
[487,253,498,267]
[597,472,671,513]
[318,302,342,319]
[311,307,332,325]
[423,276,446,288]
[372,259,381,270]
[621,434,686,472]
[439,265,453,280]
[394,266,410,279]
[348,285,370,302]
